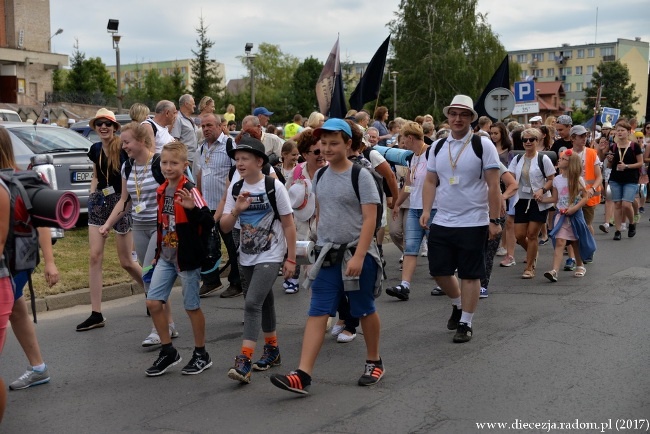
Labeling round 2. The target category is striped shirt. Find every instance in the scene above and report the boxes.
[121,159,159,222]
[196,134,233,210]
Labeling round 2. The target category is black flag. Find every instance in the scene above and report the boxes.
[348,35,391,111]
[474,55,510,122]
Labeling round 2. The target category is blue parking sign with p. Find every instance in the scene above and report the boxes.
[514,81,535,102]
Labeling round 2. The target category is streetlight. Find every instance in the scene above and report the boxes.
[245,43,256,114]
[107,19,122,114]
[390,71,398,118]
[48,28,63,51]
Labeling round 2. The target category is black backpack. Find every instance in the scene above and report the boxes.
[362,148,393,198]
[123,153,166,185]
[433,134,485,178]
[231,175,280,222]
[315,163,384,236]
[511,151,557,178]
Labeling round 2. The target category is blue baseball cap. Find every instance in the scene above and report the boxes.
[313,118,352,138]
[253,107,273,116]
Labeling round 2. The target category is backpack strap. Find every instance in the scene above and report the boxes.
[350,163,361,202]
[433,137,447,157]
[264,175,280,221]
[145,119,158,136]
[470,135,484,179]
[315,165,329,185]
[538,154,546,179]
[124,158,134,180]
[151,154,166,184]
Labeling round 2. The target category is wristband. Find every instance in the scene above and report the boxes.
[230,210,239,218]
[285,258,296,265]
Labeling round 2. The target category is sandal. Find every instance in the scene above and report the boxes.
[543,270,558,282]
[522,268,535,279]
[574,266,586,278]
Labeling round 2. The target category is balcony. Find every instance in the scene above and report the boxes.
[602,55,615,62]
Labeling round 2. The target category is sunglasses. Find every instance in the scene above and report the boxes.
[306,149,321,155]
[522,137,537,143]
[95,120,115,128]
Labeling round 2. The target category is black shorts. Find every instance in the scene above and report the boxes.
[514,198,548,224]
[427,224,487,280]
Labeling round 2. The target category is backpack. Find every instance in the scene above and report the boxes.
[123,153,166,185]
[315,163,384,236]
[362,148,393,197]
[433,134,485,178]
[144,119,158,136]
[231,175,280,222]
[513,153,551,178]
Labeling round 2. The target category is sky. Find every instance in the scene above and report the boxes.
[50,0,649,84]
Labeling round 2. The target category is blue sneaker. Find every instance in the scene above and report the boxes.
[564,258,576,271]
[228,355,252,383]
[252,345,281,371]
[479,287,488,299]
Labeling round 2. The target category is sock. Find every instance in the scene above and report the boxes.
[400,280,410,289]
[194,346,206,355]
[366,358,383,366]
[33,363,46,372]
[91,311,103,318]
[295,369,312,384]
[451,296,461,308]
[162,343,173,352]
[460,311,474,327]
[241,346,254,360]
[264,336,278,347]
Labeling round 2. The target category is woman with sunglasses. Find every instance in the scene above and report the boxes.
[508,128,555,278]
[77,109,143,331]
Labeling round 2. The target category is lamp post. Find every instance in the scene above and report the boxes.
[390,71,398,118]
[107,19,122,114]
[245,43,256,114]
[48,28,63,52]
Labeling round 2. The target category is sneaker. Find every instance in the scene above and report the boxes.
[419,243,428,257]
[640,207,645,214]
[253,345,282,371]
[145,348,181,376]
[613,230,622,241]
[430,286,444,296]
[538,237,550,245]
[479,287,488,299]
[628,223,637,238]
[181,351,213,375]
[284,281,299,294]
[453,322,473,343]
[270,370,311,395]
[330,323,345,337]
[9,367,50,390]
[499,255,516,267]
[76,313,105,331]
[447,305,462,330]
[337,332,357,343]
[358,360,385,386]
[564,258,576,271]
[220,284,243,298]
[142,328,161,347]
[227,355,252,383]
[385,284,410,301]
[544,270,558,282]
[169,324,179,339]
[599,223,609,233]
[621,222,627,231]
[634,214,640,224]
[399,255,404,264]
[496,246,507,256]
[199,281,223,298]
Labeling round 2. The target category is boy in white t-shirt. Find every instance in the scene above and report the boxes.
[220,136,297,384]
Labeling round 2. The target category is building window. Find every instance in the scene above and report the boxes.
[575,66,583,75]
[548,51,556,59]
[181,67,186,74]
[516,54,527,63]
[520,71,527,80]
[565,83,571,92]
[587,48,595,57]
[563,67,572,75]
[547,68,555,77]
[587,82,594,89]
[562,50,573,59]
[574,99,583,107]
[532,53,544,62]
[577,49,584,59]
[576,83,583,91]
[587,65,594,74]
[601,47,614,56]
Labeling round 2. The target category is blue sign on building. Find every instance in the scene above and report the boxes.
[514,81,536,102]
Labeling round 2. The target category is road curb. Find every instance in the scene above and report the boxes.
[29,283,145,315]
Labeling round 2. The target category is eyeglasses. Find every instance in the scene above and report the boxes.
[447,111,473,119]
[522,137,537,143]
[306,149,321,155]
[95,120,114,128]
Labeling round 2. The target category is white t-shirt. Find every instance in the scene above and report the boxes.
[553,174,585,211]
[224,176,292,266]
[508,152,555,211]
[426,132,500,227]
[408,147,434,210]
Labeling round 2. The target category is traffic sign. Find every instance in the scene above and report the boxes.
[514,81,536,102]
[484,87,515,121]
[600,107,621,125]
[512,102,540,115]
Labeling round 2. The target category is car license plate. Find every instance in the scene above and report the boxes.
[72,171,93,182]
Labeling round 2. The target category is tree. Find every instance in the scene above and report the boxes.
[581,60,639,120]
[52,68,65,92]
[388,0,508,120]
[190,16,224,103]
[289,56,323,117]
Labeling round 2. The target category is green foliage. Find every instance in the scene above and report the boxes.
[191,15,224,104]
[121,63,188,109]
[290,56,323,117]
[63,42,115,96]
[52,68,65,92]
[388,0,508,120]
[583,60,639,120]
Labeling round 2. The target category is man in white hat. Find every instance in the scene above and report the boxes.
[419,95,502,343]
[530,115,543,128]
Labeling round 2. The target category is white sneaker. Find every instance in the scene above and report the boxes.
[496,247,507,256]
[621,223,627,231]
[330,324,345,337]
[142,328,161,347]
[169,324,179,339]
[419,241,428,257]
[337,332,357,343]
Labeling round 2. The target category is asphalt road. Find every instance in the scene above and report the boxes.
[1,212,649,433]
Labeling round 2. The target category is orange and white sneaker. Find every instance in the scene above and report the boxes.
[358,360,385,386]
[270,370,311,395]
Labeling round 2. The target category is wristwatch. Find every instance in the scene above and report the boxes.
[541,187,548,194]
[489,218,501,225]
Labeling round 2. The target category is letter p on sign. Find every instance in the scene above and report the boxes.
[514,81,535,102]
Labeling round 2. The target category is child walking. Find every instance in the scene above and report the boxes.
[541,150,592,282]
[221,137,296,384]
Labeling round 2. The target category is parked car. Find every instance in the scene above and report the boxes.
[70,114,137,143]
[3,123,93,221]
[0,109,22,122]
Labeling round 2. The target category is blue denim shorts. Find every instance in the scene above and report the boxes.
[147,259,201,310]
[608,180,637,203]
[404,208,436,255]
[308,254,377,318]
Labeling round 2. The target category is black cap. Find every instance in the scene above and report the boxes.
[227,136,269,164]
